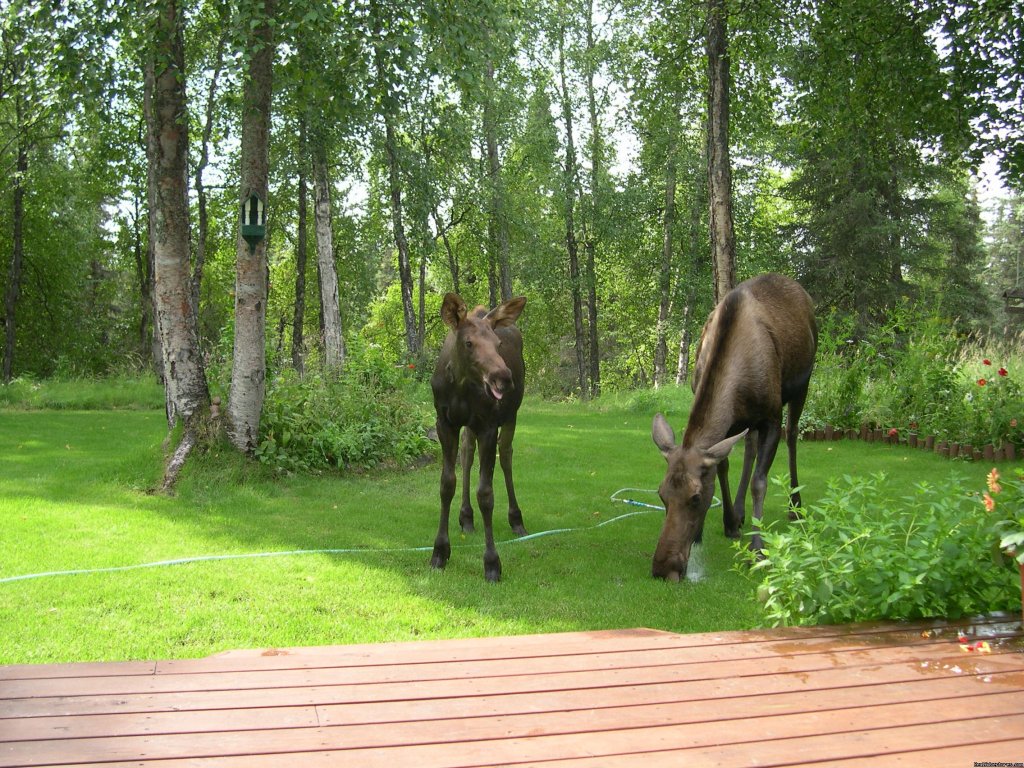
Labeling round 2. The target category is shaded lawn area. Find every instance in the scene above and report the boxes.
[0,399,1000,664]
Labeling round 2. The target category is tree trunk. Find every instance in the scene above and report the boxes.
[191,20,225,325]
[433,206,459,294]
[557,28,588,397]
[313,146,345,370]
[675,303,694,385]
[3,123,25,384]
[371,6,417,358]
[484,60,512,302]
[707,0,736,304]
[382,115,417,357]
[676,194,704,385]
[654,131,678,388]
[143,0,210,487]
[584,0,601,398]
[227,0,275,452]
[130,195,154,365]
[293,123,308,375]
[142,105,164,383]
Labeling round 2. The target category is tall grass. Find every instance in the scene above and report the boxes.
[0,374,165,410]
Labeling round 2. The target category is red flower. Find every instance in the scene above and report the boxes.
[408,364,416,370]
[888,428,899,438]
[983,359,992,365]
[978,378,987,386]
[998,367,1008,377]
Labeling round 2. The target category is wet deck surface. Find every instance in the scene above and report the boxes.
[1,615,1023,767]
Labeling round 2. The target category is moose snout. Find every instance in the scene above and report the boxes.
[484,368,514,401]
[652,510,695,582]
[651,552,687,582]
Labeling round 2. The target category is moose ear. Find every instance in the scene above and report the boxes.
[487,296,526,328]
[441,293,467,330]
[701,429,748,467]
[652,413,676,459]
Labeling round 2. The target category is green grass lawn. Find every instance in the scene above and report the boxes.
[0,394,1003,664]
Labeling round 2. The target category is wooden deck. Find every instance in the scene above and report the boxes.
[1,615,1023,767]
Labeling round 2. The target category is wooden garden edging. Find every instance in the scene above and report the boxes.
[802,424,1019,463]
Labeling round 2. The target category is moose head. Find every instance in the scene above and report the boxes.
[440,293,526,404]
[651,414,747,581]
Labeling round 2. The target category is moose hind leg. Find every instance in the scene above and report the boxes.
[459,428,476,533]
[431,423,459,570]
[498,420,527,536]
[786,394,808,518]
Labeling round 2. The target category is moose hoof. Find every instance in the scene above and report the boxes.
[430,543,450,570]
[724,527,742,540]
[460,521,475,534]
[510,524,528,537]
[484,555,502,583]
[746,540,767,562]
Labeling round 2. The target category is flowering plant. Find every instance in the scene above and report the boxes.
[963,359,1022,448]
[985,467,1024,565]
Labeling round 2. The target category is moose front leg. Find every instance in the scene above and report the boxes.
[749,422,782,555]
[730,430,758,536]
[431,421,460,570]
[459,428,476,533]
[475,427,502,582]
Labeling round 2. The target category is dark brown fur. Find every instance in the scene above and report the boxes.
[651,274,817,581]
[430,293,527,582]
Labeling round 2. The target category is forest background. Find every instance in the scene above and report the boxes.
[1,0,1023,473]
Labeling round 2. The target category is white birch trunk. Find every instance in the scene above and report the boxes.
[314,154,345,370]
[227,0,275,452]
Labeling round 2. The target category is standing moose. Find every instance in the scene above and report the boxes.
[651,274,817,581]
[430,293,528,582]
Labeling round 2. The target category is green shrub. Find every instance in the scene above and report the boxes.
[804,306,1023,448]
[740,473,1021,626]
[991,466,1024,565]
[255,341,434,474]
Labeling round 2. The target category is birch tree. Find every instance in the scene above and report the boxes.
[227,0,276,451]
[143,0,211,487]
[706,0,735,303]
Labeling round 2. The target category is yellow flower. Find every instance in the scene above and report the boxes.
[987,468,1002,495]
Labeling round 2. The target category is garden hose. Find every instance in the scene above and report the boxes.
[0,491,673,585]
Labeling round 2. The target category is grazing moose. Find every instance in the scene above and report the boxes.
[430,293,528,582]
[651,273,817,581]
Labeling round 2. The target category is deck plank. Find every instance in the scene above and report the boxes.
[1,617,1022,767]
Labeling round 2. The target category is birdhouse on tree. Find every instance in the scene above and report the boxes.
[240,192,266,253]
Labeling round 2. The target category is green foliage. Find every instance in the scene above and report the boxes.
[991,466,1024,565]
[255,340,434,473]
[804,305,1024,447]
[741,473,1021,626]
